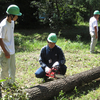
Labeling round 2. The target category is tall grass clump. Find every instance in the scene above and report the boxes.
[57,39,89,52]
[14,33,46,52]
[14,32,90,53]
[56,34,89,52]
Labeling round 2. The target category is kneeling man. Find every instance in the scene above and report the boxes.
[35,33,67,82]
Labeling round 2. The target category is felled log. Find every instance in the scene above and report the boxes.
[26,66,100,100]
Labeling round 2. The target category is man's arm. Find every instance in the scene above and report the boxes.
[39,56,47,68]
[94,26,98,39]
[39,47,47,69]
[0,38,10,58]
[58,48,66,65]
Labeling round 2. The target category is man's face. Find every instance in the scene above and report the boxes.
[96,15,99,21]
[48,41,55,49]
[13,15,18,21]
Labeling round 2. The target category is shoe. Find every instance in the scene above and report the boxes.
[90,51,95,54]
[1,82,17,90]
[1,84,10,90]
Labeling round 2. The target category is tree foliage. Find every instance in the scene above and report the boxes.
[31,0,88,29]
[73,0,100,16]
[0,0,100,29]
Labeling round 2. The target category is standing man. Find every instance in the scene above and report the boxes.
[35,33,67,82]
[0,4,22,87]
[89,10,100,53]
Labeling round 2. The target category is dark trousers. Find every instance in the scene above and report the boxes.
[35,65,67,78]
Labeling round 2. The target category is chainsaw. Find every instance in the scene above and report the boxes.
[46,67,65,79]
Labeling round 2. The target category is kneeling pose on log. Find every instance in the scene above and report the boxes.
[35,33,67,82]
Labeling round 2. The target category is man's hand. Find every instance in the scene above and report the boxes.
[52,61,60,69]
[94,26,98,39]
[5,51,10,59]
[45,66,51,73]
[0,38,10,58]
[0,38,10,59]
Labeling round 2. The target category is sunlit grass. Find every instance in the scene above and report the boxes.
[1,28,100,99]
[13,31,100,100]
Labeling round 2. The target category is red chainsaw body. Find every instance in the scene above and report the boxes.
[46,67,60,78]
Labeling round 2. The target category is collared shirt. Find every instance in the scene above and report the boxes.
[89,16,98,32]
[39,45,66,68]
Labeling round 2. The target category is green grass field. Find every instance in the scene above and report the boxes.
[1,24,100,99]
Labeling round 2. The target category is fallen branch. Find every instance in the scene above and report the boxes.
[26,66,100,100]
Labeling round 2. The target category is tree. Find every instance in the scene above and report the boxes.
[31,0,79,29]
[73,0,100,17]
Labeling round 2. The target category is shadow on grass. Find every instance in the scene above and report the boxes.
[53,79,100,100]
[15,24,100,41]
[14,25,100,53]
[15,25,91,43]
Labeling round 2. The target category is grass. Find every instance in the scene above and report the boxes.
[1,25,100,99]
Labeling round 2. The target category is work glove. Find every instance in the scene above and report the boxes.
[52,61,60,69]
[45,66,51,73]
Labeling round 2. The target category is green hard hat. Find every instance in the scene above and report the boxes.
[6,4,22,16]
[47,33,57,43]
[93,10,100,15]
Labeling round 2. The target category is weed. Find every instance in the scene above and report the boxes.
[54,90,65,100]
[76,35,81,42]
[1,83,29,100]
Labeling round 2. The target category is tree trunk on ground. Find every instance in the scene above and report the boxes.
[26,66,100,100]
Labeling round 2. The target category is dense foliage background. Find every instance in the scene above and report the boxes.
[0,0,100,40]
[0,0,100,29]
